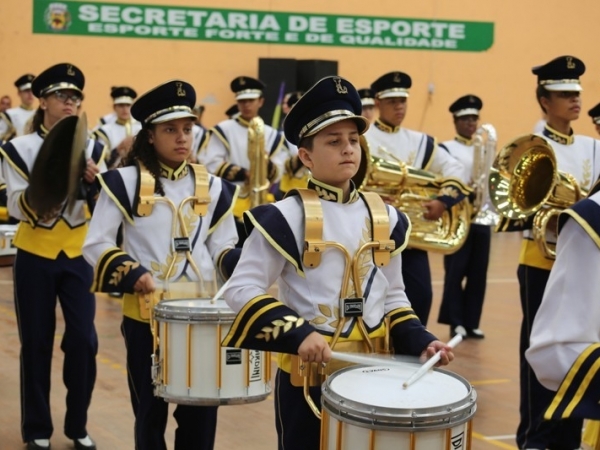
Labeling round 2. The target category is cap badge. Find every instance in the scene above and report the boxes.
[176,82,186,97]
[469,96,475,103]
[66,64,75,76]
[239,77,246,86]
[333,77,348,95]
[566,56,575,69]
[393,73,401,83]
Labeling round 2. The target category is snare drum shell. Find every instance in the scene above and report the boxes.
[321,365,476,450]
[153,299,271,406]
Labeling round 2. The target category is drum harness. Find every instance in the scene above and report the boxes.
[289,188,396,418]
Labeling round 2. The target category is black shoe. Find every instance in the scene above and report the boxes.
[26,441,51,449]
[450,325,467,338]
[466,328,485,339]
[73,435,96,450]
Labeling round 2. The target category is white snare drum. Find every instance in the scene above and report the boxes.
[152,298,271,406]
[0,224,17,266]
[321,365,477,450]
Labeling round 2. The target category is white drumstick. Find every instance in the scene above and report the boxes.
[211,279,230,304]
[402,334,463,389]
[330,351,419,368]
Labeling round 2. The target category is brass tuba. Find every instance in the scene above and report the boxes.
[247,116,270,208]
[471,124,500,226]
[28,112,88,218]
[353,137,471,254]
[488,134,586,258]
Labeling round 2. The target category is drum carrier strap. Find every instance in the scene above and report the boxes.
[289,188,396,415]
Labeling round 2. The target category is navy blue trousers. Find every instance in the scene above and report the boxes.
[121,317,218,450]
[401,248,433,325]
[13,249,98,442]
[438,224,491,329]
[516,264,582,449]
[274,369,321,450]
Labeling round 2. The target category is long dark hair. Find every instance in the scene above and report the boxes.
[123,125,165,195]
[28,107,45,134]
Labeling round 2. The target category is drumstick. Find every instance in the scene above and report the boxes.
[402,334,463,389]
[330,351,419,368]
[210,279,230,304]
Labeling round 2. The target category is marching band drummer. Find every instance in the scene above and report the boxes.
[0,63,105,450]
[437,95,491,340]
[0,73,37,142]
[221,76,454,450]
[525,184,600,442]
[92,86,141,169]
[202,75,288,245]
[82,80,240,450]
[496,55,600,450]
[364,71,469,326]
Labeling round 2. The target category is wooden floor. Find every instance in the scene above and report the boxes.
[0,232,528,449]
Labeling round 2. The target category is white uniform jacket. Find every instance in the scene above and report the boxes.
[496,124,600,270]
[0,130,106,258]
[0,106,36,140]
[439,136,475,185]
[364,119,469,208]
[83,162,239,319]
[93,119,142,168]
[192,124,210,164]
[526,188,600,420]
[222,178,437,360]
[203,116,287,186]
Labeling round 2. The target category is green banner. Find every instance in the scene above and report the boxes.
[33,1,494,52]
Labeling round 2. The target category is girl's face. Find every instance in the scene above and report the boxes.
[39,89,81,129]
[298,119,361,190]
[542,91,581,123]
[148,118,194,168]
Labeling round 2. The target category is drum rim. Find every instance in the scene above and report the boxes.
[153,298,236,321]
[321,365,477,431]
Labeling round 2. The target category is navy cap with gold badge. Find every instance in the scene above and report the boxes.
[283,76,369,146]
[588,103,600,125]
[31,63,85,99]
[111,86,137,105]
[371,71,412,99]
[14,74,35,91]
[131,80,196,125]
[532,55,585,91]
[230,76,265,100]
[286,91,303,108]
[449,94,483,117]
[358,88,375,107]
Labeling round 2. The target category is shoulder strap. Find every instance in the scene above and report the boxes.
[360,191,395,267]
[189,163,211,216]
[136,161,156,217]
[288,188,324,268]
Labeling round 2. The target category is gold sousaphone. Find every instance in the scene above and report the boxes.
[488,134,586,258]
[28,112,88,218]
[353,137,471,254]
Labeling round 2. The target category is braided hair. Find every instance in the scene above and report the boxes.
[123,125,166,196]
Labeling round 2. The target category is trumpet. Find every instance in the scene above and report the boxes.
[488,134,586,258]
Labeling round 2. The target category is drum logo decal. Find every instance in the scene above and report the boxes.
[225,349,242,365]
[451,431,465,449]
[44,3,72,32]
[249,350,262,382]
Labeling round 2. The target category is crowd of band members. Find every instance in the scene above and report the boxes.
[1,54,600,450]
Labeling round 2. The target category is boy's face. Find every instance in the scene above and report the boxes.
[375,96,407,127]
[298,120,361,189]
[453,115,478,139]
[237,97,264,120]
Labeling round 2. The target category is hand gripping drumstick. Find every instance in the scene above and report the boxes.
[402,334,463,389]
[330,351,420,368]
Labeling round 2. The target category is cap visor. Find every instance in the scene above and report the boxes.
[113,96,134,105]
[377,92,409,99]
[361,99,375,106]
[454,108,480,117]
[151,111,197,124]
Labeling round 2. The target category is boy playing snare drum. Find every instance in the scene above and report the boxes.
[222,76,454,450]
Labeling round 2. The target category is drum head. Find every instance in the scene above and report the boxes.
[153,298,235,322]
[322,365,476,430]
